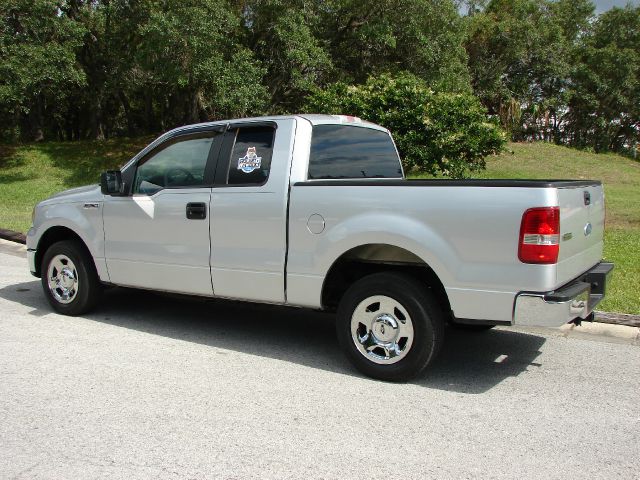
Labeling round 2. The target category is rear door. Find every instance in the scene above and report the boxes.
[209,119,295,303]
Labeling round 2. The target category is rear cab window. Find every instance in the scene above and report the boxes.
[226,126,275,186]
[308,125,403,180]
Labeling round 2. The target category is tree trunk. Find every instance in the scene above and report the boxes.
[118,90,135,136]
[87,91,105,140]
[28,96,45,142]
[186,89,201,124]
[144,91,156,132]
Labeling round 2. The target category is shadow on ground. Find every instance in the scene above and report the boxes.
[0,280,546,394]
[0,171,36,184]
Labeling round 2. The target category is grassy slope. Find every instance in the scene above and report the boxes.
[0,140,638,314]
[0,138,152,233]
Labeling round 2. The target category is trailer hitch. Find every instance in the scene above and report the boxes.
[569,312,595,326]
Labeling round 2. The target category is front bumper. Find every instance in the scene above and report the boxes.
[27,248,37,277]
[513,262,614,327]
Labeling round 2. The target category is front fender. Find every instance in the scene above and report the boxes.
[27,201,107,280]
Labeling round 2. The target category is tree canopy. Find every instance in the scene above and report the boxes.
[0,0,638,162]
[466,0,639,153]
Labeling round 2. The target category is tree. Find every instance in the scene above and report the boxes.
[236,0,333,111]
[565,6,640,152]
[0,0,515,145]
[0,0,85,140]
[305,73,505,178]
[318,0,471,92]
[236,0,472,110]
[465,0,594,141]
[136,0,267,128]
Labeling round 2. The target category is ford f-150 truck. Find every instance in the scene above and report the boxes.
[27,115,613,380]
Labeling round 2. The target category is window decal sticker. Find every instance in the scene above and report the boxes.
[238,147,262,173]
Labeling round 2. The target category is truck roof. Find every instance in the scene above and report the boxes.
[165,114,388,135]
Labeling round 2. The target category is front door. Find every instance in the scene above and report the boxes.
[103,130,222,296]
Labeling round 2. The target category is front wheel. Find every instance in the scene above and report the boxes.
[41,240,102,315]
[336,272,444,382]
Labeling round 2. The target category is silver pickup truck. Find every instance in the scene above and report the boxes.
[27,115,613,380]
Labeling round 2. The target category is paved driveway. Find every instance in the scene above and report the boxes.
[0,244,638,479]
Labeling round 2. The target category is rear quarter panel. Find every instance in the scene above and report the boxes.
[287,184,561,321]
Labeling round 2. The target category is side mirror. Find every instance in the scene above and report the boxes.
[100,170,124,196]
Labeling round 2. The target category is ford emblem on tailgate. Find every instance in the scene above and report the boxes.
[584,223,592,236]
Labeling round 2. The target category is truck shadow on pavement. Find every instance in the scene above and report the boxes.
[0,280,546,394]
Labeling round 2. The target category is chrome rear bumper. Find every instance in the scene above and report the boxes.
[513,262,614,327]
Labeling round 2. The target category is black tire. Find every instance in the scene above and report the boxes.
[41,240,102,315]
[336,272,445,382]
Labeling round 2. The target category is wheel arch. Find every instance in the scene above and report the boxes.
[34,226,96,278]
[320,243,452,318]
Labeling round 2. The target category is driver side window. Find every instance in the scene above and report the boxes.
[134,134,215,195]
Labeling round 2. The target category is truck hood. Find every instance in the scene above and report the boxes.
[41,184,103,205]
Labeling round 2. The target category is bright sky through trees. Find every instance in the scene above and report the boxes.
[594,0,639,13]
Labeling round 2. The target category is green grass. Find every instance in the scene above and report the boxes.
[0,139,638,314]
[0,137,152,233]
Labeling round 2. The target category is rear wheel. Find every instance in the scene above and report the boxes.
[41,240,102,315]
[336,272,444,381]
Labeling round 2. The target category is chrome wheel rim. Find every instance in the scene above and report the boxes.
[47,254,79,304]
[350,295,414,365]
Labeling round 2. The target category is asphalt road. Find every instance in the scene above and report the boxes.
[1,242,638,479]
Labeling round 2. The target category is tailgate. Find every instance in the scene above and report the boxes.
[556,183,605,286]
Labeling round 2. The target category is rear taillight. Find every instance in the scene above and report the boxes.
[518,207,560,264]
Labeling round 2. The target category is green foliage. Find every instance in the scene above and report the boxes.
[0,0,636,157]
[0,0,474,141]
[305,73,505,177]
[465,0,639,154]
[0,0,86,140]
[566,6,640,153]
[240,1,333,111]
[137,0,268,123]
[465,0,593,141]
[317,0,471,92]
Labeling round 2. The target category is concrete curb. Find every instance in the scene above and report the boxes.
[0,228,26,244]
[559,321,640,343]
[595,311,640,328]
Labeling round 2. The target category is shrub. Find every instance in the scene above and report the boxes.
[305,73,505,178]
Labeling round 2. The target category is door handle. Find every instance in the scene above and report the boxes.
[186,202,207,220]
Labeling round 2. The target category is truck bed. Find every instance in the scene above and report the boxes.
[287,179,605,323]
